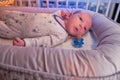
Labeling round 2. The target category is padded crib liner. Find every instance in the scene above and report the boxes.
[0,45,120,80]
[0,7,120,80]
[0,62,120,80]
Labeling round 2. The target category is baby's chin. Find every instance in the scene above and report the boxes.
[67,30,82,37]
[70,34,80,37]
[73,34,84,37]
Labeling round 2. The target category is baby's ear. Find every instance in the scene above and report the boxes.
[61,10,73,19]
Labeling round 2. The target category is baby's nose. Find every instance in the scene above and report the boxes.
[79,23,84,28]
[79,24,83,28]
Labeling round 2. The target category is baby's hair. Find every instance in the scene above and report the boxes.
[73,10,82,14]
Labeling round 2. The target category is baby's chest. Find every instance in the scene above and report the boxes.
[27,16,63,34]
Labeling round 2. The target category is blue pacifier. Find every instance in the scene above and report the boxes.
[72,37,84,48]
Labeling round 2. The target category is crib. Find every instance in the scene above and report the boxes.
[0,0,120,80]
[12,0,120,23]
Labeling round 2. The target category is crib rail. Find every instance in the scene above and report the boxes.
[6,0,120,23]
[114,3,120,22]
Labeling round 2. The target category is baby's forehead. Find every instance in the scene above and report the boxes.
[77,12,92,27]
[75,11,91,20]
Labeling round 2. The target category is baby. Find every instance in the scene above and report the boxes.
[0,10,92,47]
[61,10,92,37]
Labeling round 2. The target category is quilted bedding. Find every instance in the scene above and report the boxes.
[0,7,120,80]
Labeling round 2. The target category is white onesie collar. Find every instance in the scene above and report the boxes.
[53,15,66,31]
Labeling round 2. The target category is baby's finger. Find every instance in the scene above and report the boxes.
[13,40,19,45]
[15,37,22,42]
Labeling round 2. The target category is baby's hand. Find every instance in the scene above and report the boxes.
[61,10,72,20]
[13,37,25,46]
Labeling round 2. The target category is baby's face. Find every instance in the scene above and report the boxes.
[65,11,92,37]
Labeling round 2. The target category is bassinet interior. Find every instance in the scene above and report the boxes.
[0,0,120,80]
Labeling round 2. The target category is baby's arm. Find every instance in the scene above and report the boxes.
[13,37,25,46]
[23,34,68,47]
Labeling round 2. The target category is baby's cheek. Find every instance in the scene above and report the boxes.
[78,30,85,36]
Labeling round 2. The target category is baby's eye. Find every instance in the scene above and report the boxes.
[79,17,83,21]
[84,27,87,31]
